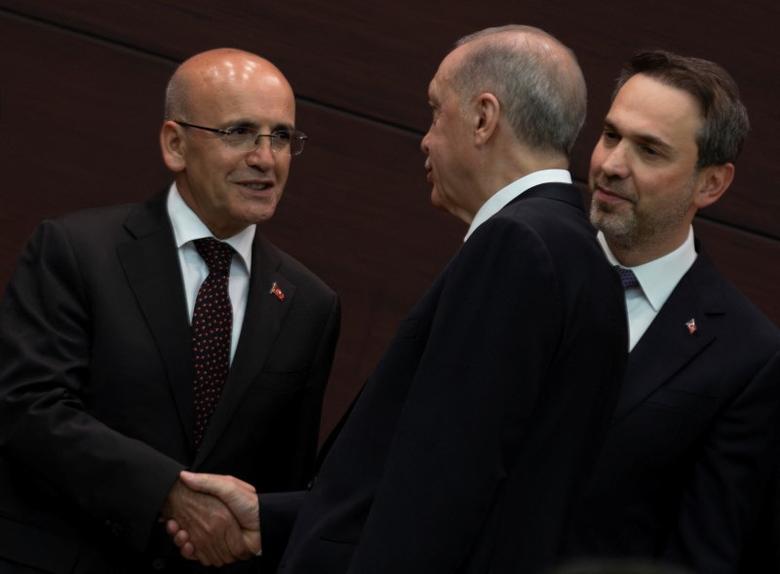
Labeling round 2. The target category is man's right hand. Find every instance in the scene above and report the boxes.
[165,471,261,562]
[162,475,259,566]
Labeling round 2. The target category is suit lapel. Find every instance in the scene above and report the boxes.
[613,255,725,421]
[117,195,195,445]
[194,234,297,465]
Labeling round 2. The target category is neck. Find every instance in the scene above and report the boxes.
[607,228,690,267]
[477,146,568,208]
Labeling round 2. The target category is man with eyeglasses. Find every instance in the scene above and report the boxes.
[0,48,339,573]
[167,26,628,574]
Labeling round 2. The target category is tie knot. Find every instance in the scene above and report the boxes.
[194,238,234,274]
[615,266,640,290]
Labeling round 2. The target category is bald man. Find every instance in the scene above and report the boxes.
[172,26,627,574]
[0,49,339,573]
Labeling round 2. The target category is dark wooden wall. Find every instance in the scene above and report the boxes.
[1,1,778,439]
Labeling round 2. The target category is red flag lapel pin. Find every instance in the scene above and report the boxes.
[269,282,286,302]
[685,318,697,335]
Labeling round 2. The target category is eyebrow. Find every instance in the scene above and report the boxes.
[604,119,674,153]
[226,119,296,132]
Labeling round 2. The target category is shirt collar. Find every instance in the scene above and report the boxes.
[464,169,572,242]
[166,182,255,272]
[597,227,697,312]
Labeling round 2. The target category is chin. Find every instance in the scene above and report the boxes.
[251,209,277,224]
[430,188,446,210]
[227,207,275,229]
[593,212,635,242]
[247,196,282,222]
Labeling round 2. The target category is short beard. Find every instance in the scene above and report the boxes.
[590,198,639,250]
[589,183,695,253]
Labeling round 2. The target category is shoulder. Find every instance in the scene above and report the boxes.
[55,202,139,228]
[468,184,608,277]
[455,193,622,302]
[688,253,779,345]
[32,199,157,252]
[48,196,157,234]
[669,255,780,387]
[20,201,145,263]
[503,182,589,227]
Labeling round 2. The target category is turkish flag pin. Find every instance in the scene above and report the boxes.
[685,318,697,335]
[269,282,286,302]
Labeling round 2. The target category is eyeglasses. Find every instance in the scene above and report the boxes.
[173,120,307,156]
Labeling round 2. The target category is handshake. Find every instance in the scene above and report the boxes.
[161,471,261,566]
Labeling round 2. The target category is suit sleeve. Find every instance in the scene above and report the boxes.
[259,490,307,569]
[0,220,184,551]
[345,217,564,573]
[667,351,780,573]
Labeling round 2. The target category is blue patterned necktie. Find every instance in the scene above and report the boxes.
[615,266,640,290]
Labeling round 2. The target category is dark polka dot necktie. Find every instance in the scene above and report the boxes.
[192,238,234,448]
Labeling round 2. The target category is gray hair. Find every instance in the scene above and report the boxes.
[452,25,587,156]
[164,66,190,120]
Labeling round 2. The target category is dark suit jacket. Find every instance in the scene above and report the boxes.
[0,193,340,573]
[565,250,780,574]
[261,182,628,574]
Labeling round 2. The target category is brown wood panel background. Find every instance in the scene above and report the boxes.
[1,1,777,438]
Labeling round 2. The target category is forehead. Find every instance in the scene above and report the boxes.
[608,74,702,146]
[188,58,295,125]
[428,46,466,99]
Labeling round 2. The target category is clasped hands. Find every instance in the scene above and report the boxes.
[162,470,261,566]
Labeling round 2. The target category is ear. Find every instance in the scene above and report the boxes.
[693,162,734,209]
[473,92,500,146]
[160,120,187,172]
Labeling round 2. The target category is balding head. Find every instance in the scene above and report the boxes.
[165,48,293,121]
[159,48,297,238]
[449,25,587,157]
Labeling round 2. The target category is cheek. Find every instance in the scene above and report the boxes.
[205,156,237,186]
[631,171,683,211]
[435,137,456,164]
[633,169,674,197]
[427,123,449,153]
[275,159,291,182]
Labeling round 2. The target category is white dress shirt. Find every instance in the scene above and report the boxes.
[166,183,255,362]
[464,169,573,242]
[598,227,697,351]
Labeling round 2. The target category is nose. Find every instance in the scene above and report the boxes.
[598,141,629,179]
[420,130,430,155]
[245,139,275,170]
